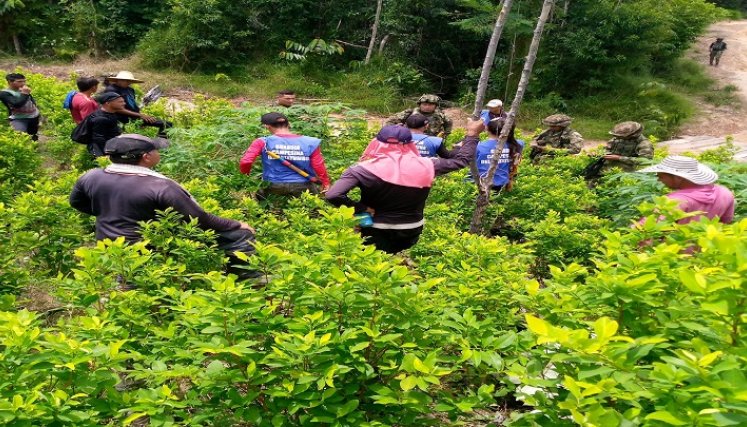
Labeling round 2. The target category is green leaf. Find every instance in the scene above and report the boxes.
[400,375,417,391]
[525,314,551,337]
[645,411,688,425]
[336,399,359,418]
[593,317,618,340]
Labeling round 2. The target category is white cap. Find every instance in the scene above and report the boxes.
[638,156,718,185]
[486,99,503,108]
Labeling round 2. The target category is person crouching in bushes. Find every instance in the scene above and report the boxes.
[69,134,261,282]
[637,155,735,224]
[239,112,331,199]
[474,118,525,192]
[325,119,484,254]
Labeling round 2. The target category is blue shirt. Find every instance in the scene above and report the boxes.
[412,133,443,157]
[475,138,525,187]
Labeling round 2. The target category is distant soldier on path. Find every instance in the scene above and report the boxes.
[529,114,583,162]
[386,94,453,140]
[709,37,727,66]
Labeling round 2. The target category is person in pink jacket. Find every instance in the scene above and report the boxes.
[638,155,735,224]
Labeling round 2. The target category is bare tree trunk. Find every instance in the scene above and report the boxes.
[471,0,514,118]
[469,0,557,234]
[378,34,390,54]
[365,0,384,64]
[12,33,22,55]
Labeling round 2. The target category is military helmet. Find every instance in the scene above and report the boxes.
[417,94,441,105]
[543,114,572,127]
[609,121,643,138]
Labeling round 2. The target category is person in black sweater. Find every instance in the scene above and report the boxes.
[70,134,260,280]
[85,92,125,157]
[325,119,483,253]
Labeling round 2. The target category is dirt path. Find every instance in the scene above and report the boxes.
[661,20,747,161]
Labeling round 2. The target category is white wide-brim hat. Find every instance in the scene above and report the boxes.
[638,155,718,185]
[111,71,144,83]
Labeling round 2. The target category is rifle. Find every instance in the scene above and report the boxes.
[581,157,606,180]
[140,85,163,108]
[265,149,320,183]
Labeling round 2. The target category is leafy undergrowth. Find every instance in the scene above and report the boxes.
[0,70,745,426]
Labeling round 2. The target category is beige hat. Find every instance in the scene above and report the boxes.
[486,99,503,108]
[638,156,718,185]
[111,71,144,83]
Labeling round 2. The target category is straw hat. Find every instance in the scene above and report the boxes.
[110,71,144,83]
[638,156,718,185]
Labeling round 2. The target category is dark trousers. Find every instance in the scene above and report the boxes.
[360,226,423,254]
[218,228,262,280]
[257,182,317,200]
[10,116,40,141]
[142,119,172,137]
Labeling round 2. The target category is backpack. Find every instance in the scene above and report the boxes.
[63,90,78,110]
[71,112,95,144]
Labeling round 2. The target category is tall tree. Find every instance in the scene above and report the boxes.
[365,0,384,64]
[469,0,557,234]
[471,0,514,117]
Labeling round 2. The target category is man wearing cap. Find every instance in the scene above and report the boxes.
[240,112,331,198]
[529,114,584,162]
[69,134,259,280]
[638,156,734,224]
[709,38,727,67]
[325,119,483,254]
[385,94,453,139]
[602,121,654,172]
[475,118,524,191]
[84,92,126,157]
[406,114,453,158]
[105,71,171,137]
[480,99,507,126]
[1,73,41,141]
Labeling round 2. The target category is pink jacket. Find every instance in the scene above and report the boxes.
[668,184,735,224]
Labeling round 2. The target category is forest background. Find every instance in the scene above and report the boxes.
[1,0,746,138]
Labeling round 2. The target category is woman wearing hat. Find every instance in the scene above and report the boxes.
[105,71,172,137]
[639,156,735,224]
[326,119,484,253]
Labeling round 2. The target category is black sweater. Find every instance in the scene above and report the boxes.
[70,169,241,242]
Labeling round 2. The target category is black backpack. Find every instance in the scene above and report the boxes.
[71,112,96,144]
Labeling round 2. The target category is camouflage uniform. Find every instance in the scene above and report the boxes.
[386,94,453,138]
[603,121,654,172]
[531,114,583,161]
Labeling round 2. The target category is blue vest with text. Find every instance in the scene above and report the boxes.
[475,138,525,187]
[261,135,321,183]
[480,110,507,126]
[412,133,443,157]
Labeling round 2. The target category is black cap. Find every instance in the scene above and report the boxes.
[261,112,289,126]
[405,114,429,129]
[96,91,122,104]
[376,125,413,144]
[105,134,170,159]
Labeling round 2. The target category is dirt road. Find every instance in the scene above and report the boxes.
[661,20,747,161]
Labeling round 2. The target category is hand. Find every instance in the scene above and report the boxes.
[465,118,485,137]
[140,114,157,124]
[365,207,375,216]
[239,222,256,233]
[603,154,622,161]
[321,184,330,194]
[20,85,31,95]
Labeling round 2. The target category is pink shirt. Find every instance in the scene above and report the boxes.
[668,184,735,224]
[71,93,99,124]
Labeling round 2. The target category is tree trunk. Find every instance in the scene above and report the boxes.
[471,0,515,118]
[378,34,390,54]
[365,0,384,64]
[12,32,22,55]
[469,0,557,234]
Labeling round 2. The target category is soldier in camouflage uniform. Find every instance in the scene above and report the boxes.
[529,114,584,162]
[602,121,654,172]
[386,94,453,139]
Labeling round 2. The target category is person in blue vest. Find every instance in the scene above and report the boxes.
[475,118,524,191]
[406,114,455,158]
[240,112,331,198]
[480,99,507,126]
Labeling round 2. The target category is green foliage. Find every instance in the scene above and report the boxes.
[1,70,745,426]
[0,129,40,203]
